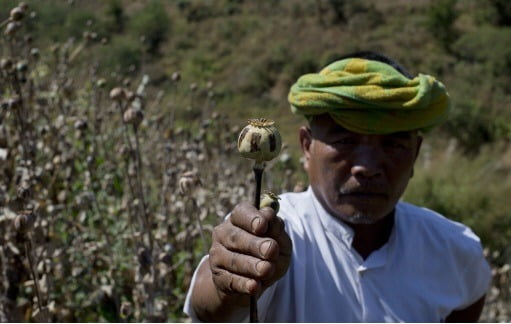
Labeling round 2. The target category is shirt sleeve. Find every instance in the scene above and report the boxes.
[455,249,493,310]
[182,255,208,322]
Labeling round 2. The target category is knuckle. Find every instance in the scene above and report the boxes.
[212,228,220,242]
[226,227,241,246]
[229,251,244,273]
[208,245,222,263]
[212,223,226,242]
[212,269,230,292]
[232,202,250,219]
[210,267,223,283]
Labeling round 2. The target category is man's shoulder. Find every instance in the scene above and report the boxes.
[276,190,314,229]
[279,189,310,205]
[396,201,483,255]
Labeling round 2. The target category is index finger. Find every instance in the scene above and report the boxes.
[231,202,269,236]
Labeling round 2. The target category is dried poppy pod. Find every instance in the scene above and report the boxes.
[74,119,88,131]
[0,58,14,73]
[96,78,106,88]
[16,60,28,73]
[4,21,21,36]
[14,210,35,235]
[120,301,133,319]
[30,48,40,59]
[10,7,24,21]
[237,118,282,164]
[123,107,144,127]
[109,87,125,101]
[171,71,181,82]
[260,191,281,213]
[178,171,202,196]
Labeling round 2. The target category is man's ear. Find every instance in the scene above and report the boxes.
[411,135,423,178]
[299,126,312,171]
[414,135,423,161]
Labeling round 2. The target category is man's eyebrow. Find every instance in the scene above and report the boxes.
[387,131,416,139]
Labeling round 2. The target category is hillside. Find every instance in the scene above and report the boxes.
[1,0,511,321]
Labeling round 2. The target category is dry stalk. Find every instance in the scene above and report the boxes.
[190,197,208,256]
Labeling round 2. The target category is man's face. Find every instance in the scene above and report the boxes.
[299,114,422,224]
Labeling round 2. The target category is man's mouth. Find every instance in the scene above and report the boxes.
[338,187,388,199]
[341,192,387,199]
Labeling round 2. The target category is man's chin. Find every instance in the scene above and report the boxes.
[333,205,388,225]
[343,213,383,225]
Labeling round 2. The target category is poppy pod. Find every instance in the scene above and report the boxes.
[109,87,126,101]
[10,7,24,21]
[14,210,35,235]
[123,107,144,127]
[237,118,282,164]
[260,191,281,213]
[178,171,202,196]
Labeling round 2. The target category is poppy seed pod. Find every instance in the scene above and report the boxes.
[120,301,133,319]
[16,60,28,73]
[171,71,181,82]
[14,210,35,235]
[109,87,125,101]
[124,90,136,102]
[17,181,32,200]
[96,78,106,88]
[10,7,24,21]
[1,58,13,72]
[123,107,144,127]
[30,48,40,59]
[260,191,281,213]
[5,21,20,36]
[7,96,21,109]
[74,119,87,131]
[238,118,282,163]
[178,171,202,196]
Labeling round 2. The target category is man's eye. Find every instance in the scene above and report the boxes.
[331,138,356,145]
[383,139,408,150]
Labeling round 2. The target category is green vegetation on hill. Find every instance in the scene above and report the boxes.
[1,0,511,321]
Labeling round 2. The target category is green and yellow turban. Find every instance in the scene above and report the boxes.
[288,58,451,134]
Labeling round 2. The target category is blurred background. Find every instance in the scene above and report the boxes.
[0,0,510,321]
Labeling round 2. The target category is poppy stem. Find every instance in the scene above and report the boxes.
[250,162,265,323]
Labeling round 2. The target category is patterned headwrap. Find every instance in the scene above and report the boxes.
[288,58,451,134]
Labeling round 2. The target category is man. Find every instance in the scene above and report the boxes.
[183,52,492,322]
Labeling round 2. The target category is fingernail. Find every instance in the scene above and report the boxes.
[256,261,266,274]
[245,279,257,294]
[259,240,272,257]
[251,217,261,232]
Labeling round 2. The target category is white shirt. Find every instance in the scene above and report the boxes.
[184,187,492,322]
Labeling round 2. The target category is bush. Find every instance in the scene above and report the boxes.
[104,0,125,34]
[452,26,511,76]
[129,0,170,55]
[404,143,511,262]
[426,0,459,51]
[27,2,71,41]
[489,0,511,26]
[244,45,290,95]
[99,37,141,74]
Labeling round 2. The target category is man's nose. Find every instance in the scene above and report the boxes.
[350,146,384,178]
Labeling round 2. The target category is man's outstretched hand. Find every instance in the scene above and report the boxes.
[210,202,293,302]
[191,202,292,321]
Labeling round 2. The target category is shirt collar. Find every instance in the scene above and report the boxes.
[307,186,399,269]
[308,186,355,247]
